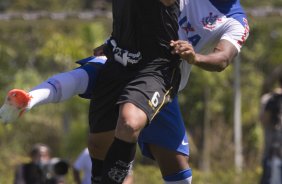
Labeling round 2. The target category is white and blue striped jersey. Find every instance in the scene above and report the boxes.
[178,0,250,90]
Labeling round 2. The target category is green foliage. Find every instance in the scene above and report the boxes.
[242,0,282,7]
[63,99,89,159]
[13,68,43,90]
[5,0,81,11]
[192,167,261,184]
[133,164,162,184]
[132,165,261,184]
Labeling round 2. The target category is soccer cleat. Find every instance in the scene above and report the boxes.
[0,89,31,123]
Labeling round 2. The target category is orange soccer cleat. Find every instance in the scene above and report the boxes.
[0,89,31,123]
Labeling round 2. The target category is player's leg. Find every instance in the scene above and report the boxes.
[27,56,105,108]
[87,60,133,184]
[99,60,181,183]
[149,145,192,184]
[28,68,89,108]
[0,56,105,123]
[87,110,137,184]
[88,99,192,184]
[88,130,135,184]
[0,69,88,123]
[88,130,115,183]
[138,97,192,184]
[97,102,146,184]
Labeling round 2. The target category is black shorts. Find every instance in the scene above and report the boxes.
[89,58,181,133]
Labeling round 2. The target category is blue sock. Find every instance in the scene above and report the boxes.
[163,168,192,182]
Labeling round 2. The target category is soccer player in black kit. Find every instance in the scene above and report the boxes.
[89,0,182,183]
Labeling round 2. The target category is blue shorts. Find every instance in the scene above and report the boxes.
[76,56,104,99]
[138,97,189,159]
[77,57,189,160]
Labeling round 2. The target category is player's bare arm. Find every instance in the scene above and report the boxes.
[171,39,238,72]
[170,40,196,64]
[93,44,106,56]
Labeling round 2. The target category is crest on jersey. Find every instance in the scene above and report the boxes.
[202,12,221,30]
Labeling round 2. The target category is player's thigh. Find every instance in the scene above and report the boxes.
[88,131,115,160]
[148,143,190,177]
[89,61,134,133]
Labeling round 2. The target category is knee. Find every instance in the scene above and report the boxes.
[115,117,140,141]
[116,103,148,141]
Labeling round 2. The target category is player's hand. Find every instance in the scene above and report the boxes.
[93,44,106,56]
[170,40,196,64]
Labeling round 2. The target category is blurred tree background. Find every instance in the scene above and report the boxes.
[0,0,281,183]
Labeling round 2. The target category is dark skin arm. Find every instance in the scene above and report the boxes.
[93,44,106,56]
[170,39,238,72]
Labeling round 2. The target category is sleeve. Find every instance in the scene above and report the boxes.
[221,17,250,53]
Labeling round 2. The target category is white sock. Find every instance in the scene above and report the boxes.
[27,69,89,110]
[164,176,192,184]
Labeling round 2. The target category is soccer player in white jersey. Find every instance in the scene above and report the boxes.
[0,0,249,183]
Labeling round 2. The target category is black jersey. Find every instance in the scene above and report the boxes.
[111,0,139,53]
[137,0,180,61]
[111,0,180,62]
[90,0,182,133]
